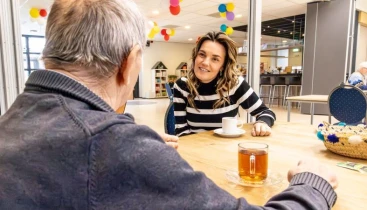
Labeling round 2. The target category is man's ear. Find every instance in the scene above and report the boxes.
[117,45,141,86]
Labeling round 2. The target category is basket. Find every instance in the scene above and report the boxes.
[317,122,367,160]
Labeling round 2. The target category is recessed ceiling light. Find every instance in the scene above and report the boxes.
[185,25,190,29]
[188,38,193,41]
[292,20,295,23]
[267,26,270,28]
[282,40,287,43]
[290,32,293,35]
[152,10,159,15]
[277,31,280,33]
[302,34,305,36]
[236,14,243,18]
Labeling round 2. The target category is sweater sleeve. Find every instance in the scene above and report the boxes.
[173,78,191,136]
[113,128,337,210]
[236,78,276,127]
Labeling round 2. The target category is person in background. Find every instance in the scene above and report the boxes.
[174,31,276,137]
[0,0,337,209]
[347,61,367,89]
[260,62,265,74]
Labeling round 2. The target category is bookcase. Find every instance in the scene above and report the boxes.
[151,61,168,98]
[175,62,188,78]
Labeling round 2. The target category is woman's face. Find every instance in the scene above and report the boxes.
[194,40,226,83]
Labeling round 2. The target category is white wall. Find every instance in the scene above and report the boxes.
[139,41,195,98]
[356,0,367,13]
[288,49,303,67]
[356,24,367,66]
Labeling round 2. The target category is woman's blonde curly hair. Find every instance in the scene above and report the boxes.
[186,31,241,110]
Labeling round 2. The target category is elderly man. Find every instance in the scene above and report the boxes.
[0,0,337,209]
[347,61,367,89]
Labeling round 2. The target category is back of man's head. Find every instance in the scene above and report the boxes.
[42,0,146,79]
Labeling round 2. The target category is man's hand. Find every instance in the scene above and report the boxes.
[251,122,272,136]
[288,159,338,189]
[159,133,179,149]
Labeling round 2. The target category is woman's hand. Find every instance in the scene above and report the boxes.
[159,133,179,149]
[251,121,272,136]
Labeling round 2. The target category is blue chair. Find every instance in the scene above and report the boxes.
[164,102,175,135]
[165,83,173,102]
[328,83,367,125]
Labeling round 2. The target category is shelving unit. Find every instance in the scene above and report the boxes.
[151,61,168,98]
[175,62,188,78]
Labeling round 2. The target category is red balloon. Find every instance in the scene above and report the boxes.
[169,5,180,15]
[161,29,167,35]
[164,34,170,41]
[39,9,47,17]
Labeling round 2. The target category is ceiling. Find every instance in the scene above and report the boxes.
[19,0,317,46]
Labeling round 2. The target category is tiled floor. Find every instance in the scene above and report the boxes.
[125,98,335,133]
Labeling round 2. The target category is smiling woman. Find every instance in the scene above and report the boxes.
[173,31,276,137]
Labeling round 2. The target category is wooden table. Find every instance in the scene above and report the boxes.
[286,95,329,124]
[178,122,367,210]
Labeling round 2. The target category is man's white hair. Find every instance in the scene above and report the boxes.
[42,0,147,79]
[358,61,367,72]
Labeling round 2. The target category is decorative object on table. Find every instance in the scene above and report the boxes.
[169,0,181,15]
[217,2,235,21]
[337,162,367,174]
[317,121,367,159]
[328,83,367,125]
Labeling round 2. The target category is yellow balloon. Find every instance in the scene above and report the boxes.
[170,29,175,36]
[226,27,233,35]
[148,31,155,39]
[226,3,235,12]
[29,8,40,18]
[153,26,159,33]
[219,12,226,18]
[153,21,158,26]
[180,0,183,2]
[166,29,171,35]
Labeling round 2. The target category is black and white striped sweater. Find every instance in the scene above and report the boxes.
[173,76,276,136]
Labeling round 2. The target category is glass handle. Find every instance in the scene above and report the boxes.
[250,154,255,175]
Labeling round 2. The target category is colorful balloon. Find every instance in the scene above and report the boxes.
[169,29,175,36]
[169,5,180,15]
[166,29,172,35]
[37,18,46,25]
[226,3,235,12]
[170,0,180,7]
[226,11,235,21]
[153,21,158,26]
[153,26,159,33]
[226,26,233,35]
[218,4,226,13]
[164,34,170,41]
[39,9,47,17]
[219,12,226,18]
[161,29,167,35]
[29,8,40,18]
[180,0,183,2]
[148,31,155,39]
[220,24,227,32]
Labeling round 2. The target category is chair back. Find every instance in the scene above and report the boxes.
[328,83,367,124]
[164,102,175,135]
[165,83,173,102]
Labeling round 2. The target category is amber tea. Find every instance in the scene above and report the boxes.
[238,143,268,182]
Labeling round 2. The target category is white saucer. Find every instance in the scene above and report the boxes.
[214,128,246,137]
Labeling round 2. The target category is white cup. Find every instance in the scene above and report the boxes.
[222,117,243,134]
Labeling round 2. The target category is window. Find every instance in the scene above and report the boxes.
[22,35,46,79]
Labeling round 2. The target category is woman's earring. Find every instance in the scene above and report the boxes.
[220,71,223,77]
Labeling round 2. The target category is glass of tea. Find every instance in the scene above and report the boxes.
[238,142,268,182]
